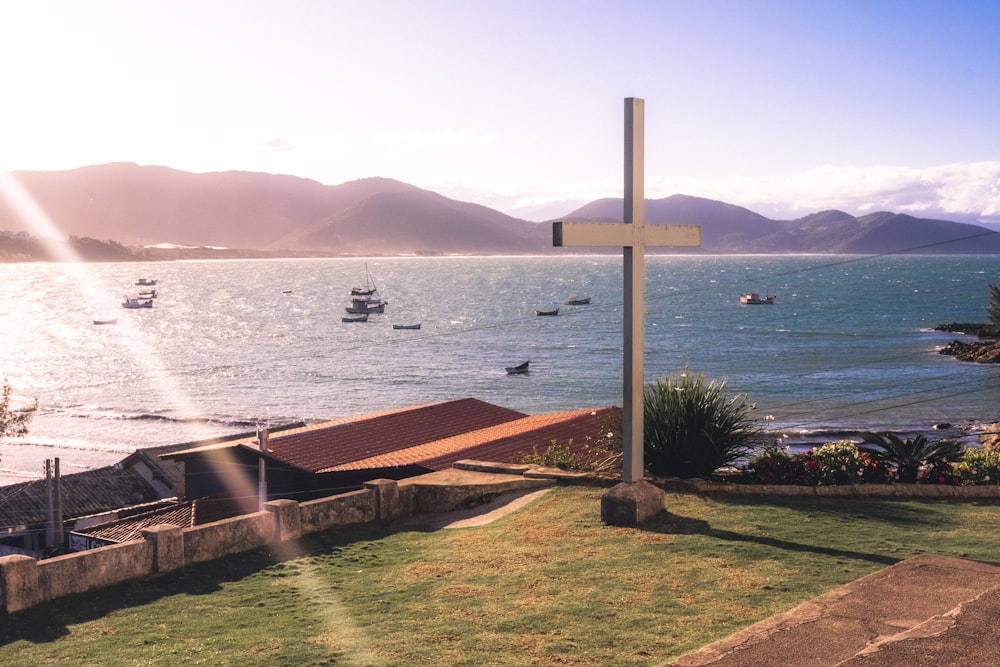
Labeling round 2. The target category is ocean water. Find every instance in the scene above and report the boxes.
[2,254,999,485]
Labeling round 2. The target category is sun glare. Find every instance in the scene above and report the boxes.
[0,170,267,513]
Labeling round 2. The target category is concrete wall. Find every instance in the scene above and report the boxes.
[0,480,397,615]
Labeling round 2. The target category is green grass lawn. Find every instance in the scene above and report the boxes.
[3,486,1000,666]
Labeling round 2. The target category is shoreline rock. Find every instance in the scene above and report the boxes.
[935,322,1000,364]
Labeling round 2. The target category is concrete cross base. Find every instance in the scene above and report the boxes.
[600,480,665,526]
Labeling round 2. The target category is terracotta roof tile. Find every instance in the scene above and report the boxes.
[323,406,620,472]
[262,398,527,473]
[73,503,195,544]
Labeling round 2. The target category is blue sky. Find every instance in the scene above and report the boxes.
[2,0,999,224]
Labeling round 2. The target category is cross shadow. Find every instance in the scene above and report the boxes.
[637,495,936,566]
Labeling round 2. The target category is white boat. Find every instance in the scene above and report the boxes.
[135,278,157,286]
[740,292,775,305]
[345,296,386,314]
[122,296,153,309]
[564,296,591,306]
[137,289,157,299]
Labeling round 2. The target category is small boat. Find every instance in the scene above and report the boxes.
[137,289,157,299]
[505,360,530,375]
[342,314,369,323]
[564,296,591,306]
[535,308,559,316]
[122,297,153,309]
[740,292,775,305]
[135,278,157,286]
[93,318,118,325]
[282,290,293,294]
[392,323,422,330]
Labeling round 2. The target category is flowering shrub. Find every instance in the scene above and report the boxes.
[744,442,893,485]
[812,441,893,485]
[744,446,818,485]
[954,447,1000,485]
[919,463,963,486]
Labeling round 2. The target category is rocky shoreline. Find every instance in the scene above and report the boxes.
[936,322,1000,363]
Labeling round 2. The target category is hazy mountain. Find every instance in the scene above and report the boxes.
[563,194,1000,254]
[3,164,999,257]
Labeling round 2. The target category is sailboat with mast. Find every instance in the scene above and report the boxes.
[350,263,378,296]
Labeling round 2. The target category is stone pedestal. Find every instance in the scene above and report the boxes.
[600,480,665,526]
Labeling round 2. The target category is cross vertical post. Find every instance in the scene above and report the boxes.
[552,98,701,523]
[622,97,644,483]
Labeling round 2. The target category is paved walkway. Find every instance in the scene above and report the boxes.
[667,554,1000,666]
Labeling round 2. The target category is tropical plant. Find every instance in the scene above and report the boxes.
[858,431,965,484]
[642,368,763,478]
[989,282,1000,327]
[0,379,38,457]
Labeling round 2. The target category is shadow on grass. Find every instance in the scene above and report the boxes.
[644,496,924,566]
[0,523,395,647]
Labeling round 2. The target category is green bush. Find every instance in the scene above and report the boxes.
[643,368,763,478]
[812,441,894,485]
[955,447,1000,485]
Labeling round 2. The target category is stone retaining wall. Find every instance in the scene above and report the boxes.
[0,478,408,615]
[5,464,1000,615]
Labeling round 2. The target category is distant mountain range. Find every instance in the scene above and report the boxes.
[2,162,999,258]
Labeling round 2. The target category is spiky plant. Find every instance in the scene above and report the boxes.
[643,368,763,479]
[988,282,1000,327]
[858,431,965,484]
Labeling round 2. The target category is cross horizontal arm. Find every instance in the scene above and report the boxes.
[553,221,701,249]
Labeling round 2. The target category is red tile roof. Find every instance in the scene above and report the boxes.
[259,398,527,473]
[164,399,620,478]
[325,406,620,472]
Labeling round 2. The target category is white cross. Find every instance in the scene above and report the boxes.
[553,98,700,483]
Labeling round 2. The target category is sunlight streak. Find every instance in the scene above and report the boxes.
[0,170,262,509]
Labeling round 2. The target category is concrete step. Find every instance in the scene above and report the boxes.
[668,555,1000,666]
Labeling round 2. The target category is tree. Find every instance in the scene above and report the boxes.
[988,282,1000,327]
[0,378,37,445]
[643,368,764,479]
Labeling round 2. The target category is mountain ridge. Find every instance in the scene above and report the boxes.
[2,163,999,257]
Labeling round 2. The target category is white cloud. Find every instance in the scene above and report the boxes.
[648,162,1000,223]
[420,161,1000,225]
[373,128,497,159]
[249,137,297,153]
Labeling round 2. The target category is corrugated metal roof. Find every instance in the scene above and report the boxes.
[0,467,161,530]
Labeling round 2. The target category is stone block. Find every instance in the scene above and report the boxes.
[142,525,185,573]
[265,499,302,542]
[0,554,39,614]
[600,480,665,526]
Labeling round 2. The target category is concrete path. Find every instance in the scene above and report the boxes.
[394,487,553,531]
[667,554,1000,666]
